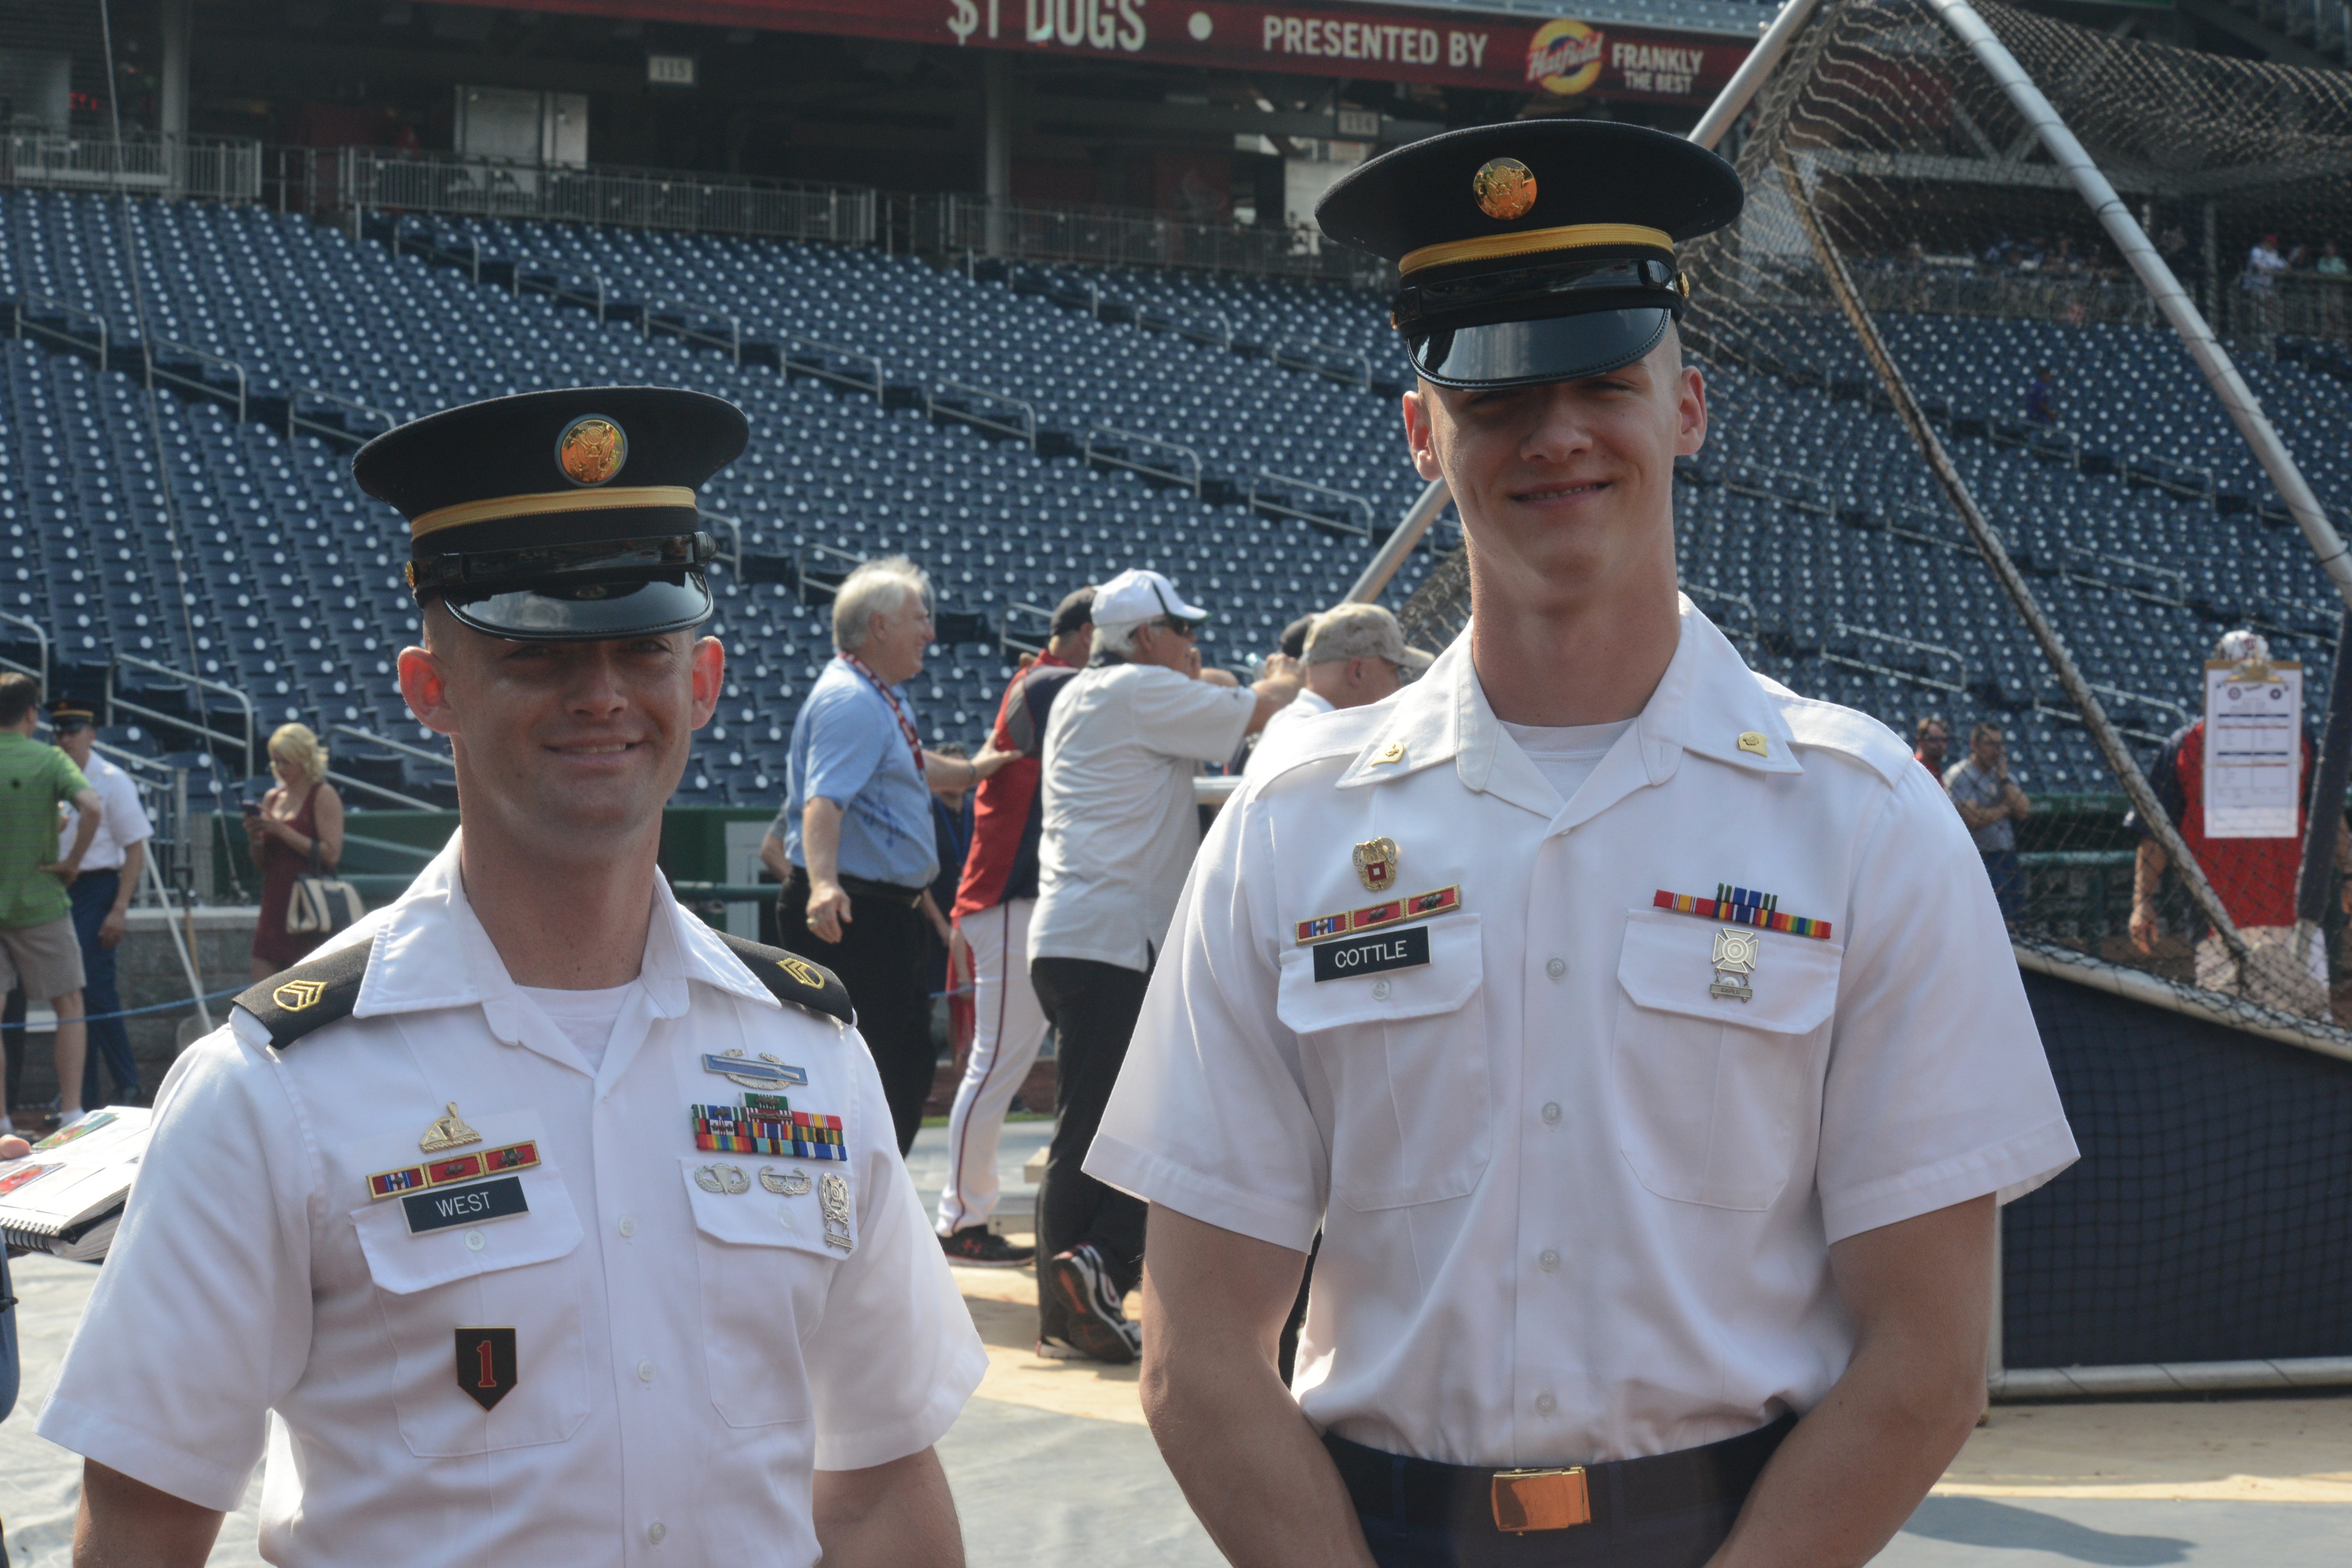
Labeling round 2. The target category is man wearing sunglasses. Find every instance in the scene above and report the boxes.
[1025,568,1300,1362]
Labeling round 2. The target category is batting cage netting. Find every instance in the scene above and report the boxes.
[1395,0,2352,1379]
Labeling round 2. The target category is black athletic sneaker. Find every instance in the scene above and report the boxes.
[1043,1243,1141,1364]
[940,1225,1035,1268]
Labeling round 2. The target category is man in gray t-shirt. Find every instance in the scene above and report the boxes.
[1945,721,2031,919]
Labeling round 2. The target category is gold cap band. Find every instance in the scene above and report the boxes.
[1399,222,1674,278]
[410,485,698,541]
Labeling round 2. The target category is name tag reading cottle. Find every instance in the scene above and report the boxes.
[401,1174,529,1234]
[1312,923,1431,983]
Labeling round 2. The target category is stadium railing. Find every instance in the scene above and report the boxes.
[0,133,262,204]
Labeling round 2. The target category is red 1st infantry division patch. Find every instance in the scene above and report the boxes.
[456,1326,517,1411]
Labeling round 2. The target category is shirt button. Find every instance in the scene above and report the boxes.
[1371,979,1392,1001]
[1541,1102,1561,1126]
[1539,1249,1559,1273]
[617,1216,637,1239]
[647,1522,667,1545]
[464,1230,485,1252]
[1545,956,1566,979]
[636,1359,655,1383]
[1535,1393,1557,1416]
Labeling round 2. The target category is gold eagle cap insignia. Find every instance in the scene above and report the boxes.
[273,979,328,1012]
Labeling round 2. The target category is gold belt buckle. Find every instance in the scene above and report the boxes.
[1490,1466,1591,1533]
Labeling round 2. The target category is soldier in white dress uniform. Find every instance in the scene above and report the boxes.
[1085,124,2080,1568]
[40,388,985,1568]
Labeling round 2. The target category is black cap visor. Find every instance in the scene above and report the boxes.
[1408,305,1673,391]
[443,571,715,643]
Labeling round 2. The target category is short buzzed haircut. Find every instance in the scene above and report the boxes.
[0,671,41,728]
[1970,721,2003,745]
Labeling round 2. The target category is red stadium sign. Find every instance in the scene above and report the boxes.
[475,0,1752,107]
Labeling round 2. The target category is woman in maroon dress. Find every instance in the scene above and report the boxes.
[245,723,346,981]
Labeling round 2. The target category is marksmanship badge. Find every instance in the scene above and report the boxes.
[1710,928,1760,1002]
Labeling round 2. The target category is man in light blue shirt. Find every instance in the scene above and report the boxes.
[761,557,1011,1151]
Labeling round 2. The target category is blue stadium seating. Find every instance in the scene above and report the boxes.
[6,184,2350,808]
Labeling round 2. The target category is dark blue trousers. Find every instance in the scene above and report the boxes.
[71,872,139,1107]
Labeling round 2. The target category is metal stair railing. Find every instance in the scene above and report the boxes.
[643,295,741,367]
[1249,471,1375,539]
[782,336,884,399]
[0,611,49,695]
[928,379,1038,446]
[144,335,247,422]
[10,292,108,370]
[290,386,395,447]
[108,655,259,778]
[1084,427,1202,493]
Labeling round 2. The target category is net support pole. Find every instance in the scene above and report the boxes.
[1773,154,2249,965]
[1687,0,1829,152]
[1345,478,1450,605]
[2293,612,2352,932]
[1922,0,2352,621]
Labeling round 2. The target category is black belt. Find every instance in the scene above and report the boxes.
[1325,1413,1796,1539]
[781,866,926,909]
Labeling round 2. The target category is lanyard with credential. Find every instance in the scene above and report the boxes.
[839,654,927,779]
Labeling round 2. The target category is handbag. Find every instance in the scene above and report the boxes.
[286,840,366,937]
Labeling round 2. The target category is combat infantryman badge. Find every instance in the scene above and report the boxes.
[702,1049,809,1090]
[1353,837,1401,893]
[456,1327,517,1411]
[1710,928,1761,1002]
[419,1102,482,1153]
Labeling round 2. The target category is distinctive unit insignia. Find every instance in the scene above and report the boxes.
[1710,927,1761,1002]
[419,1102,483,1153]
[761,1165,813,1196]
[556,414,627,486]
[273,979,328,1012]
[1473,157,1538,221]
[1353,836,1401,893]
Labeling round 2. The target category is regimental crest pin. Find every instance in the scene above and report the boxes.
[419,1102,482,1153]
[1352,836,1401,893]
[1710,928,1761,1003]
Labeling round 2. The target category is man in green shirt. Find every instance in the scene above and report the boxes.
[0,673,101,1133]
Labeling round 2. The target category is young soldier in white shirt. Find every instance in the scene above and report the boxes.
[43,388,985,1568]
[1087,123,2078,1568]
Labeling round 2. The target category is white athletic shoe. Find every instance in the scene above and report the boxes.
[53,1110,89,1132]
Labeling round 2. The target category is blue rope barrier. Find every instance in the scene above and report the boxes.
[0,983,246,1032]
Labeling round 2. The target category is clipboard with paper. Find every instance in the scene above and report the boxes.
[2202,658,2303,840]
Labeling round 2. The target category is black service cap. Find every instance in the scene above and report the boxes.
[1318,121,1742,390]
[48,697,96,731]
[353,386,749,642]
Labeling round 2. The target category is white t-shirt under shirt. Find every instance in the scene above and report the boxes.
[516,981,639,1072]
[1501,718,1635,807]
[1030,660,1260,973]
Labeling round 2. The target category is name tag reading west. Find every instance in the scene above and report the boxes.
[402,1174,529,1235]
[1312,923,1431,983]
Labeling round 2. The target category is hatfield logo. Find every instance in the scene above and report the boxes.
[1527,18,1606,95]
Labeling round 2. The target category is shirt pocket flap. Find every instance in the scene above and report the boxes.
[1275,915,1483,1035]
[351,1166,584,1296]
[680,1154,849,1259]
[1616,907,1843,1036]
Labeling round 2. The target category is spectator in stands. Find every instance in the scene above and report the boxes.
[0,673,101,1136]
[1244,603,1428,778]
[1945,721,2030,922]
[245,723,345,983]
[2024,365,2058,427]
[764,556,1014,1154]
[2130,630,2352,1017]
[936,586,1095,1267]
[2317,240,2348,278]
[2244,234,2287,292]
[50,700,151,1108]
[1914,715,1951,778]
[1026,568,1299,1362]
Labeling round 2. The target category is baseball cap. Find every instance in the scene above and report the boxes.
[1305,603,1435,672]
[1279,614,1316,659]
[1092,568,1210,628]
[2213,629,2271,664]
[1051,586,1097,638]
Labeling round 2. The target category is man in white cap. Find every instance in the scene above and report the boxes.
[1026,568,1299,1362]
[1245,604,1431,778]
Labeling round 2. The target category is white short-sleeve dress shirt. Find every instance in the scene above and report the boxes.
[60,751,153,872]
[40,835,985,1568]
[1087,600,2077,1469]
[1029,660,1258,971]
